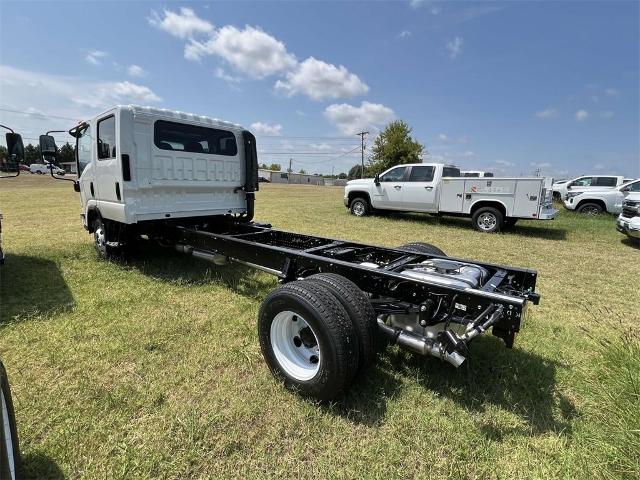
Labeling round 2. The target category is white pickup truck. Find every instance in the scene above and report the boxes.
[552,175,633,200]
[564,179,640,215]
[344,163,557,232]
[617,193,640,243]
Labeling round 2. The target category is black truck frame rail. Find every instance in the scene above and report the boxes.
[174,222,540,351]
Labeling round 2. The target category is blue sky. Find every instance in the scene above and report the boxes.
[1,0,638,178]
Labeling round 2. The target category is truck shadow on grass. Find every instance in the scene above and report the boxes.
[335,336,576,437]
[0,254,74,324]
[376,212,568,241]
[122,243,277,301]
[20,451,66,480]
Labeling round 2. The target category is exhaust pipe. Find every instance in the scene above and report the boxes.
[378,320,466,367]
[175,244,228,265]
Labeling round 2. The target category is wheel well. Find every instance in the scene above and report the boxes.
[347,191,371,207]
[86,208,100,233]
[576,199,606,212]
[470,200,506,217]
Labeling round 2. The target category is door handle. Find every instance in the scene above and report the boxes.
[394,185,402,190]
[424,186,433,191]
[456,193,463,198]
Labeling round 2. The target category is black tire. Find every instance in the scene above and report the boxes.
[306,273,377,372]
[577,202,604,215]
[258,280,358,400]
[398,242,447,256]
[93,218,120,259]
[1,360,21,480]
[349,197,370,217]
[504,218,518,228]
[471,207,504,233]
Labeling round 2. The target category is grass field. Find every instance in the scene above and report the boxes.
[1,175,638,479]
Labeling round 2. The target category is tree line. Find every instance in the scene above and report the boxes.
[0,142,75,165]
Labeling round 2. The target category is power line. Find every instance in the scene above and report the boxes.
[0,107,80,122]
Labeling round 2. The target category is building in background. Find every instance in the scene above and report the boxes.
[258,169,325,185]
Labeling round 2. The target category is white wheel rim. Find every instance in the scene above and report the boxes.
[478,212,497,231]
[1,388,16,480]
[95,225,106,252]
[270,311,320,381]
[353,202,365,216]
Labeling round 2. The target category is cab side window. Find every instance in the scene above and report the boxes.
[594,177,617,187]
[408,166,434,182]
[97,116,116,160]
[573,177,593,187]
[77,126,92,176]
[627,181,640,192]
[380,167,406,182]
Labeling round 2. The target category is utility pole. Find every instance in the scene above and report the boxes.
[288,158,292,183]
[356,131,369,179]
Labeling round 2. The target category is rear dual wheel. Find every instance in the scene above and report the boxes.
[258,276,376,400]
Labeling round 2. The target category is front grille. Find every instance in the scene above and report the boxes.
[622,207,638,219]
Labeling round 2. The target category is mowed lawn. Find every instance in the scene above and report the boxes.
[1,175,638,479]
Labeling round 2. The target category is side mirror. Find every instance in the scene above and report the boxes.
[6,133,24,163]
[566,184,572,190]
[39,134,58,165]
[374,174,380,186]
[621,186,631,192]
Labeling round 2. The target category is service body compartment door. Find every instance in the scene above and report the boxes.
[462,179,516,214]
[512,179,544,218]
[439,178,465,212]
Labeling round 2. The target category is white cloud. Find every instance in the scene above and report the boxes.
[438,133,449,141]
[575,109,589,122]
[601,110,614,119]
[185,25,297,79]
[409,0,426,8]
[127,64,147,78]
[73,81,161,109]
[309,143,332,151]
[531,162,551,168]
[215,67,242,83]
[324,101,396,135]
[461,150,475,157]
[250,122,283,136]
[605,88,619,97]
[593,163,605,171]
[85,50,107,66]
[446,36,463,59]
[274,57,368,101]
[398,30,412,38]
[536,108,559,119]
[149,7,214,39]
[495,159,515,167]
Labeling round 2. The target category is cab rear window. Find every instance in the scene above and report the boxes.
[154,120,238,156]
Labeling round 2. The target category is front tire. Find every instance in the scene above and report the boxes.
[258,281,358,401]
[578,203,603,215]
[92,218,121,259]
[472,207,504,233]
[1,360,21,480]
[349,197,370,217]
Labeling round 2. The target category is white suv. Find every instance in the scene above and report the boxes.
[617,193,640,243]
[553,175,631,200]
[564,179,640,215]
[29,163,65,175]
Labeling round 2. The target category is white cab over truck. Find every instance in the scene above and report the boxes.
[38,106,544,401]
[563,179,640,215]
[344,163,556,232]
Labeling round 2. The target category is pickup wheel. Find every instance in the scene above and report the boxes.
[472,207,504,233]
[349,197,370,217]
[398,242,446,256]
[258,280,358,401]
[306,273,377,372]
[93,218,121,260]
[0,360,21,480]
[578,203,603,215]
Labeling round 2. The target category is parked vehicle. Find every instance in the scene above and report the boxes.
[19,164,29,172]
[344,163,556,233]
[40,105,543,400]
[616,193,640,243]
[29,163,65,175]
[564,179,640,215]
[553,175,631,200]
[461,170,494,177]
[258,175,270,183]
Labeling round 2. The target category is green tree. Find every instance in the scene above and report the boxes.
[259,163,268,169]
[338,172,347,179]
[59,143,75,164]
[298,168,306,174]
[268,163,281,171]
[24,144,40,165]
[368,120,424,175]
[348,164,366,180]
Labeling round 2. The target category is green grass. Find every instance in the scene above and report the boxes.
[1,175,638,479]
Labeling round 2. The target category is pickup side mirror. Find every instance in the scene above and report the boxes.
[374,173,380,186]
[566,184,572,190]
[1,133,24,177]
[621,186,631,192]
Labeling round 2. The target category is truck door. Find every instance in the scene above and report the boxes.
[373,166,407,209]
[401,165,438,212]
[93,112,125,222]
